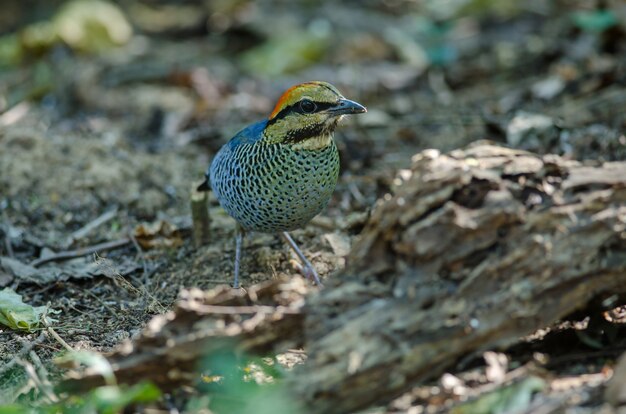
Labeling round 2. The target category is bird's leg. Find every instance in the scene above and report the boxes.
[280,232,322,286]
[233,226,244,289]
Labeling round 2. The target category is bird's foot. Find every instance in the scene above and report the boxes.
[292,260,323,287]
[281,232,323,287]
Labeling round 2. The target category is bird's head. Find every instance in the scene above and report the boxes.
[263,81,366,149]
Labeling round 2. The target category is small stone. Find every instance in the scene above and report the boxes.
[506,111,558,150]
[531,76,565,100]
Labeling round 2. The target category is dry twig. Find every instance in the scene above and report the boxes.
[31,238,131,267]
[62,208,118,249]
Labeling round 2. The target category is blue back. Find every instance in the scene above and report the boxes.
[205,120,267,179]
[226,120,267,149]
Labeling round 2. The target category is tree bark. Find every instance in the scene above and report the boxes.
[292,143,626,413]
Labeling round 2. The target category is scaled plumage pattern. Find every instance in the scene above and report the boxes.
[199,81,366,287]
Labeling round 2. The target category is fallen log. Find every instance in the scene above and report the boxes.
[62,143,626,413]
[62,277,308,392]
[292,143,626,413]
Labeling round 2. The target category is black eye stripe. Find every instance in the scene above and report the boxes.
[284,123,327,143]
[267,100,336,125]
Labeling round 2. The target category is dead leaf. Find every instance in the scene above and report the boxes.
[484,352,508,384]
[323,233,351,257]
[1,256,57,284]
[134,220,183,249]
[1,256,140,285]
[606,353,626,406]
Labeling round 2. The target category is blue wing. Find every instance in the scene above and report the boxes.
[198,120,267,191]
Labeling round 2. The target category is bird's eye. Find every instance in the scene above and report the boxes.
[299,99,317,114]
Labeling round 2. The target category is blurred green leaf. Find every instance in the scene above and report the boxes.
[0,288,47,332]
[0,406,33,414]
[20,21,59,55]
[0,363,34,406]
[0,0,132,66]
[197,348,303,414]
[241,25,329,76]
[572,9,618,33]
[0,60,54,108]
[90,382,161,414]
[0,382,160,414]
[53,0,133,53]
[0,34,22,67]
[451,376,546,414]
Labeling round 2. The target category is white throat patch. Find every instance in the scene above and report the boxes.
[291,134,333,151]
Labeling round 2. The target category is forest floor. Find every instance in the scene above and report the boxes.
[1,1,625,412]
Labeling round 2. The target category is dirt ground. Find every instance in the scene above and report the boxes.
[1,0,626,412]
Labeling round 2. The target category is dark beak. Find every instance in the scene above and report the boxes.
[329,98,367,116]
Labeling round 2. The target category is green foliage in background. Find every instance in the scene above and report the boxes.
[192,348,303,414]
[572,9,618,33]
[0,382,160,414]
[0,0,132,66]
[450,377,546,414]
[240,23,330,76]
[0,346,302,413]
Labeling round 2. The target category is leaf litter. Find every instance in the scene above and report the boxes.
[1,0,626,412]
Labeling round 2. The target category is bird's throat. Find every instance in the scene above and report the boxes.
[290,133,333,150]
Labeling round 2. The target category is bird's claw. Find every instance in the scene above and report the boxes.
[294,261,323,287]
